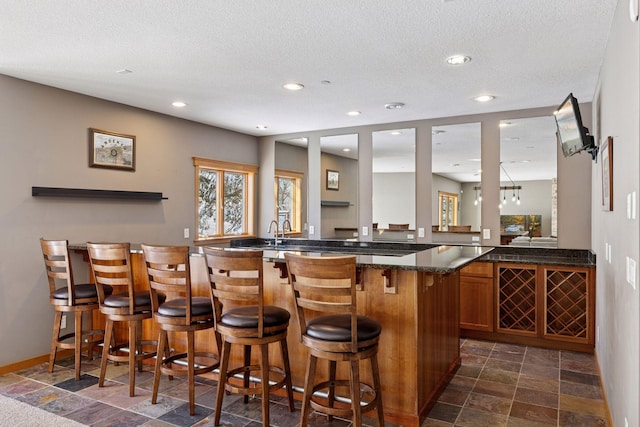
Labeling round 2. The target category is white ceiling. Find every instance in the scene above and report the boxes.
[1,1,616,180]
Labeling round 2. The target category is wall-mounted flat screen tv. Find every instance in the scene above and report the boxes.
[554,93,595,158]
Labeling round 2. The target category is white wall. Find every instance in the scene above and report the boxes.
[373,172,415,228]
[0,75,258,366]
[592,1,640,426]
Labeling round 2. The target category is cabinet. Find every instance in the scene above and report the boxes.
[460,262,493,332]
[461,262,595,352]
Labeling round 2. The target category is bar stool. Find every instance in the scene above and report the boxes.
[284,253,385,427]
[40,238,109,380]
[203,247,294,426]
[141,244,219,415]
[87,242,162,396]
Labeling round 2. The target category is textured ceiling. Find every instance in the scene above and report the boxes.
[0,0,617,138]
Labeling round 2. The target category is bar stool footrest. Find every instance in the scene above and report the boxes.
[159,352,220,377]
[310,379,379,418]
[224,364,288,395]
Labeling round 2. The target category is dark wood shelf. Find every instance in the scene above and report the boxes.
[320,200,351,207]
[32,186,167,200]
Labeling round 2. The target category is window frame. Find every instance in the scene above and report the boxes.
[274,169,303,234]
[438,191,459,231]
[193,157,257,244]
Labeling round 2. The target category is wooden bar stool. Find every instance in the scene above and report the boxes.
[284,253,385,427]
[141,244,219,415]
[203,247,294,426]
[40,238,109,380]
[86,242,162,396]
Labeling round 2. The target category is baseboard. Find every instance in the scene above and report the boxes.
[594,348,613,427]
[0,350,73,375]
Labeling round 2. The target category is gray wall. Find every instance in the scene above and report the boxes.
[320,153,358,238]
[0,75,258,366]
[373,172,415,229]
[592,1,640,426]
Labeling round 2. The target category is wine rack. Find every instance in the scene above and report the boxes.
[545,268,589,340]
[497,265,537,334]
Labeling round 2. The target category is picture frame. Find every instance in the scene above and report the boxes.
[326,169,339,190]
[89,128,136,171]
[601,136,613,211]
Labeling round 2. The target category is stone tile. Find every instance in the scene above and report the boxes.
[516,373,559,393]
[16,385,71,407]
[140,420,177,427]
[484,358,522,373]
[509,401,558,425]
[471,380,516,400]
[447,375,477,392]
[426,402,462,424]
[514,386,558,409]
[559,394,607,418]
[489,350,525,363]
[492,343,526,354]
[28,367,77,385]
[54,373,100,392]
[461,339,495,350]
[0,378,47,397]
[422,419,454,427]
[526,347,560,359]
[193,412,256,426]
[161,377,213,400]
[456,407,508,426]
[14,363,52,377]
[100,385,154,409]
[96,409,153,426]
[65,400,124,425]
[560,369,600,386]
[461,353,488,367]
[478,367,519,385]
[465,392,511,415]
[76,379,125,400]
[560,358,598,375]
[39,393,96,416]
[523,352,559,368]
[157,401,213,426]
[0,373,23,388]
[455,364,483,379]
[461,345,493,357]
[128,394,187,418]
[506,416,556,427]
[437,387,470,406]
[560,381,602,400]
[520,363,559,380]
[560,350,596,364]
[559,410,607,426]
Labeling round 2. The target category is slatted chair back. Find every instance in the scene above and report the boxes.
[284,253,361,353]
[86,242,139,315]
[40,239,89,306]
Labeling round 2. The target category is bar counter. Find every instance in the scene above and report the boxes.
[70,241,492,426]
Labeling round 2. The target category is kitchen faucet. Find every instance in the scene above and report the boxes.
[281,219,292,239]
[267,220,280,246]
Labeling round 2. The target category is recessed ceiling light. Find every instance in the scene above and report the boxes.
[450,163,460,167]
[385,102,405,110]
[432,130,446,135]
[172,101,187,108]
[474,95,495,102]
[116,69,132,74]
[446,55,471,65]
[347,110,361,116]
[283,83,304,91]
[342,148,351,152]
[256,125,268,130]
[390,131,401,136]
[499,122,512,128]
[468,158,481,162]
[320,80,331,85]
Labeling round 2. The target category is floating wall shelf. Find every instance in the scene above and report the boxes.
[32,186,167,200]
[320,200,351,207]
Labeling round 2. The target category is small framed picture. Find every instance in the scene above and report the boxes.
[89,128,136,171]
[326,170,339,190]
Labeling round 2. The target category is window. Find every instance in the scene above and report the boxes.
[275,169,303,233]
[438,191,458,231]
[194,157,257,241]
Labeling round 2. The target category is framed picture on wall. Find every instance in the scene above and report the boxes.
[89,128,136,171]
[326,169,339,190]
[601,136,613,211]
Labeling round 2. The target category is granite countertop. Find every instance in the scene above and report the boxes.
[229,238,493,273]
[478,246,596,267]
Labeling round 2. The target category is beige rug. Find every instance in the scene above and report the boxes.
[0,394,85,426]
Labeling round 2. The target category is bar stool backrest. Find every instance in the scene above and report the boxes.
[284,253,359,353]
[40,239,83,306]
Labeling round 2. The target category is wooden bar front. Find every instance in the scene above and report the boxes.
[88,252,461,427]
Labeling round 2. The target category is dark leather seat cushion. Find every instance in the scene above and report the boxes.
[104,291,166,309]
[220,305,290,329]
[306,314,381,342]
[52,284,112,300]
[157,296,213,317]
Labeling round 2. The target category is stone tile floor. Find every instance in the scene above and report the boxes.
[0,338,608,426]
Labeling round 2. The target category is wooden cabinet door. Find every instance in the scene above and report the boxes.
[460,262,493,332]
